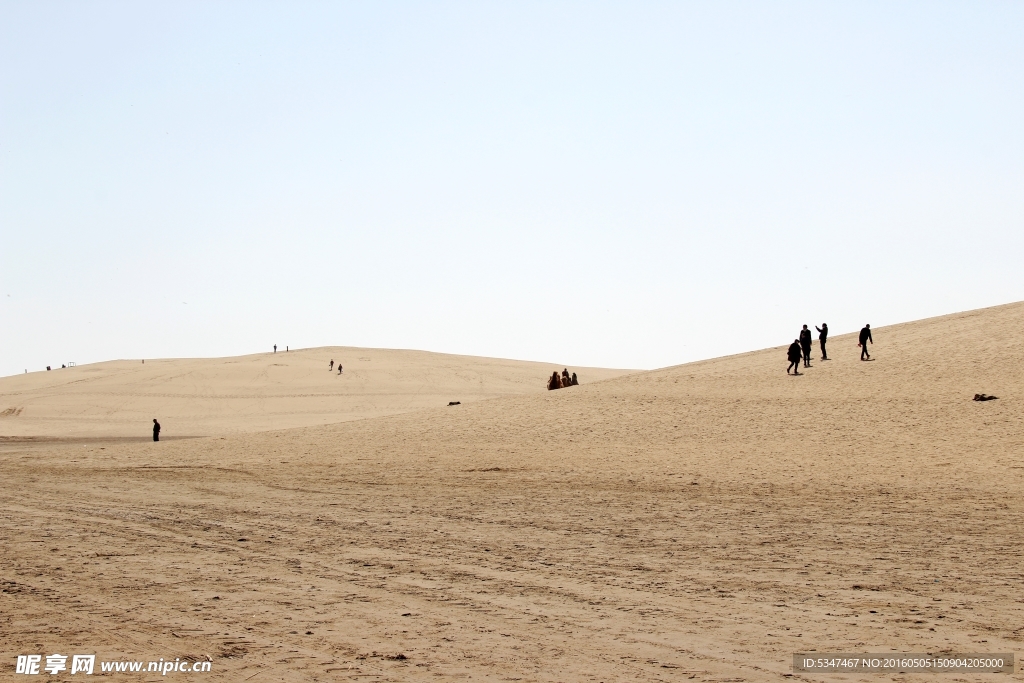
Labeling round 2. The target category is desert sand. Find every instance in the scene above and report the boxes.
[2,303,1023,682]
[0,348,631,437]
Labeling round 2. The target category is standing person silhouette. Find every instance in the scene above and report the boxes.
[799,325,813,368]
[152,419,161,442]
[273,344,277,353]
[815,323,829,360]
[329,360,334,371]
[859,324,873,360]
[787,340,803,375]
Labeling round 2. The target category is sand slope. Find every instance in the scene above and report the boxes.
[0,348,633,437]
[2,302,1023,682]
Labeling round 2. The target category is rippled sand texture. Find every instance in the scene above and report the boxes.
[2,302,1022,682]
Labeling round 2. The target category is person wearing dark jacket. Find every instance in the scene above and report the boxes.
[815,323,829,360]
[799,325,813,367]
[152,419,161,442]
[787,340,803,375]
[859,324,873,360]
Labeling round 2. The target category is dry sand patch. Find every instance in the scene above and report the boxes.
[2,303,1023,681]
[0,347,631,438]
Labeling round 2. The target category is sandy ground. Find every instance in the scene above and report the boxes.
[0,348,631,437]
[2,303,1023,682]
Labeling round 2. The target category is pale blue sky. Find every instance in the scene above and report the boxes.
[2,2,1022,376]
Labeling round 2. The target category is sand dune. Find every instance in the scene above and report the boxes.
[0,348,632,437]
[2,303,1023,681]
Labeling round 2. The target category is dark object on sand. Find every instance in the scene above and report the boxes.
[859,324,873,360]
[548,369,580,390]
[786,340,802,375]
[973,394,998,401]
[799,326,812,367]
[153,418,161,442]
[448,401,461,406]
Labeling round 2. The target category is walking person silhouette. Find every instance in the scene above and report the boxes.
[815,323,829,360]
[152,419,161,442]
[859,324,873,360]
[799,325,813,368]
[787,340,803,375]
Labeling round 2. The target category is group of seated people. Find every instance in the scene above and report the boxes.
[548,368,579,390]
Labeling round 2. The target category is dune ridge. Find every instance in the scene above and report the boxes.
[0,347,634,437]
[1,302,1022,681]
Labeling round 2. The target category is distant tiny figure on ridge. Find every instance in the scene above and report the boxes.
[329,359,334,371]
[787,339,803,375]
[859,324,873,360]
[337,364,343,375]
[153,418,161,442]
[561,368,571,385]
[571,372,579,386]
[799,325,813,368]
[816,323,829,360]
[274,344,277,353]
